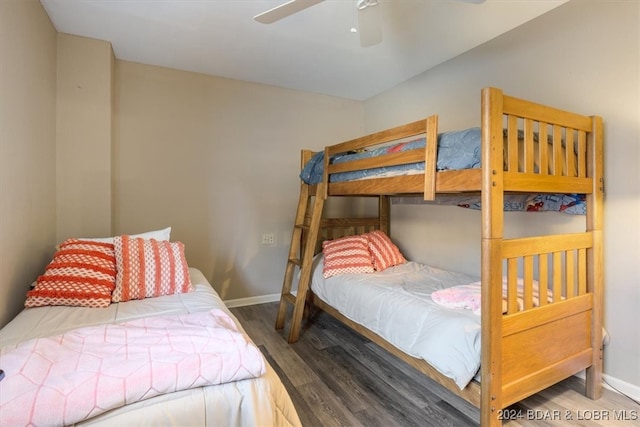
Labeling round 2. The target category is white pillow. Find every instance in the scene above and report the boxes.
[76,227,172,244]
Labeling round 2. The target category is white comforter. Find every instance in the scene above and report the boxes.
[0,268,301,427]
[311,258,481,389]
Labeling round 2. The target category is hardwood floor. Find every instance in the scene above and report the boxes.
[231,302,639,427]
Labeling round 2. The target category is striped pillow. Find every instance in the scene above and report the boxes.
[25,239,116,308]
[367,230,406,271]
[112,236,193,302]
[322,235,374,279]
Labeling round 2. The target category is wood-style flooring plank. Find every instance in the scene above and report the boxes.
[231,302,639,427]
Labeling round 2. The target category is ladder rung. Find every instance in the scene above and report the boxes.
[288,258,302,267]
[283,293,296,305]
[294,224,310,231]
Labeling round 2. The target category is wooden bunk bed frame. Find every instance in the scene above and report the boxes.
[275,87,604,426]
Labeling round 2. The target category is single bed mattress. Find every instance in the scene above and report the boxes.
[0,268,301,427]
[310,258,482,389]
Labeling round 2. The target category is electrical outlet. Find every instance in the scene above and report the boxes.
[261,233,275,245]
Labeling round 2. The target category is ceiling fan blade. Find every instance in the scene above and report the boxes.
[357,2,382,47]
[254,0,325,24]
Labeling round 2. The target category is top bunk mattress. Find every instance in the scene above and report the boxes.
[301,126,580,185]
[301,128,482,185]
[300,125,586,214]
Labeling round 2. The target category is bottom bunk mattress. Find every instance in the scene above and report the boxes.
[0,268,301,427]
[310,257,481,389]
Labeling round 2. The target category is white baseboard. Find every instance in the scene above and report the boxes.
[223,293,280,308]
[604,374,640,402]
[574,371,640,403]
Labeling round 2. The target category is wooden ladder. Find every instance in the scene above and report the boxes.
[275,182,326,343]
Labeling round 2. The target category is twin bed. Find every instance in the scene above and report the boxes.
[277,87,604,426]
[0,236,302,426]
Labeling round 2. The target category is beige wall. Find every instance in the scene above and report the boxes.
[56,34,114,241]
[114,61,364,300]
[363,0,639,392]
[0,0,58,327]
[0,0,362,323]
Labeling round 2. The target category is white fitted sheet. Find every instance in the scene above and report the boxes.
[311,258,481,389]
[0,268,301,427]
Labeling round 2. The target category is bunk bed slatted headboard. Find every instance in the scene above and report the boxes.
[503,116,589,178]
[495,93,600,316]
[499,94,595,194]
[313,219,382,255]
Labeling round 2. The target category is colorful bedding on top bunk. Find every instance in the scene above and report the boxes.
[393,193,586,215]
[300,128,481,184]
[300,127,586,215]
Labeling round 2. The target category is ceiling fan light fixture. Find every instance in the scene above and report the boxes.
[357,0,382,47]
[254,0,386,48]
[356,0,379,11]
[253,0,324,24]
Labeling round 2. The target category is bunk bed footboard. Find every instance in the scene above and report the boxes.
[501,295,593,406]
[498,232,599,407]
[481,87,604,426]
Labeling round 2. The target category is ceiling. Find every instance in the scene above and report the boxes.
[41,0,567,101]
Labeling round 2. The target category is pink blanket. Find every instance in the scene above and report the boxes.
[0,309,266,426]
[431,278,553,315]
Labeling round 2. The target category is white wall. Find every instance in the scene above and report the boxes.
[363,0,639,392]
[0,0,57,327]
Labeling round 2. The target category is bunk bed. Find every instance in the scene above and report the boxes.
[275,87,604,426]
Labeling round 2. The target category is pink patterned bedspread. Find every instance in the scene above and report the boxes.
[0,309,266,426]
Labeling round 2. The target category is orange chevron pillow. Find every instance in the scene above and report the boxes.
[366,230,406,271]
[25,239,117,308]
[112,235,193,302]
[322,235,374,278]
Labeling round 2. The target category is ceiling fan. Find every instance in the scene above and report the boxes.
[254,0,486,48]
